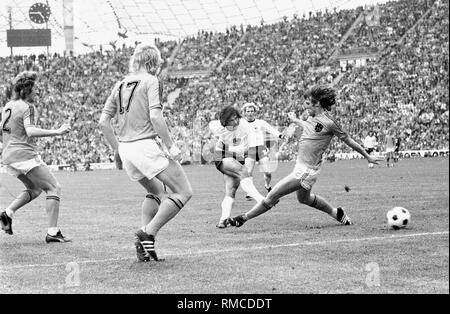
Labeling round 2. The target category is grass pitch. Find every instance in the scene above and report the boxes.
[0,158,448,294]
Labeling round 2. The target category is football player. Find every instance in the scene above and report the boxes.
[100,43,192,261]
[242,102,284,198]
[0,71,71,242]
[228,86,383,228]
[210,106,265,228]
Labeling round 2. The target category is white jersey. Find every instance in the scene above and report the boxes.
[246,119,281,147]
[364,135,377,149]
[209,119,252,159]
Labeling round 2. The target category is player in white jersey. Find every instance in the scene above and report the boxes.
[0,71,71,242]
[99,43,192,261]
[364,131,378,168]
[210,106,265,228]
[228,86,383,228]
[242,102,284,198]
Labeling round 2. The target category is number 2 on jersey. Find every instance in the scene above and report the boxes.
[119,80,140,114]
[1,108,12,133]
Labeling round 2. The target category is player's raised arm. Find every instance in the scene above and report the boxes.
[261,120,283,140]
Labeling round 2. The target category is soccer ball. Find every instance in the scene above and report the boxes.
[386,207,411,230]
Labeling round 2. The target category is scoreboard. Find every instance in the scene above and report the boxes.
[7,29,51,47]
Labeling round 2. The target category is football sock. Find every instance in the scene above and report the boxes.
[145,194,184,236]
[240,177,264,203]
[245,200,273,220]
[330,208,338,220]
[47,227,59,236]
[5,208,14,218]
[264,173,272,189]
[308,194,334,216]
[220,196,234,221]
[46,196,60,229]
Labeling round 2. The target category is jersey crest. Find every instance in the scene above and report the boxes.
[315,123,324,133]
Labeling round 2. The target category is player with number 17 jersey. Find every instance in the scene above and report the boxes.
[99,43,193,262]
[102,72,162,142]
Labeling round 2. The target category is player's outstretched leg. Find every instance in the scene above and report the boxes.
[229,173,299,227]
[297,188,352,225]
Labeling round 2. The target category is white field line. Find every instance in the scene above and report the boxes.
[0,231,448,271]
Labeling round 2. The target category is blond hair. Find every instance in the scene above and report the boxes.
[129,43,162,74]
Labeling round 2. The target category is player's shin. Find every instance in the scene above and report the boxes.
[240,177,264,203]
[5,189,40,217]
[245,199,274,220]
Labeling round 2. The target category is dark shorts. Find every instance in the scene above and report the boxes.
[245,145,269,162]
[365,148,374,154]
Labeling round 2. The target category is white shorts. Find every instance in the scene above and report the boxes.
[386,148,395,153]
[292,162,321,191]
[118,139,170,181]
[6,156,46,177]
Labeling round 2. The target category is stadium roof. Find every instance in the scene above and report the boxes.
[0,0,391,55]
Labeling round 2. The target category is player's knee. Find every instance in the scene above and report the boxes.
[31,188,42,199]
[44,182,61,196]
[146,193,162,205]
[167,194,189,210]
[178,185,193,204]
[239,168,251,180]
[184,187,193,203]
[24,188,42,203]
[297,193,311,205]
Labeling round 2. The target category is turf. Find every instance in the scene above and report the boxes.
[0,158,448,294]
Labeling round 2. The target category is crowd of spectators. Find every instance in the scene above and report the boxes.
[0,0,448,166]
[170,26,243,71]
[340,0,435,54]
[333,0,448,153]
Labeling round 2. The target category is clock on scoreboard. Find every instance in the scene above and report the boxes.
[29,2,51,24]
